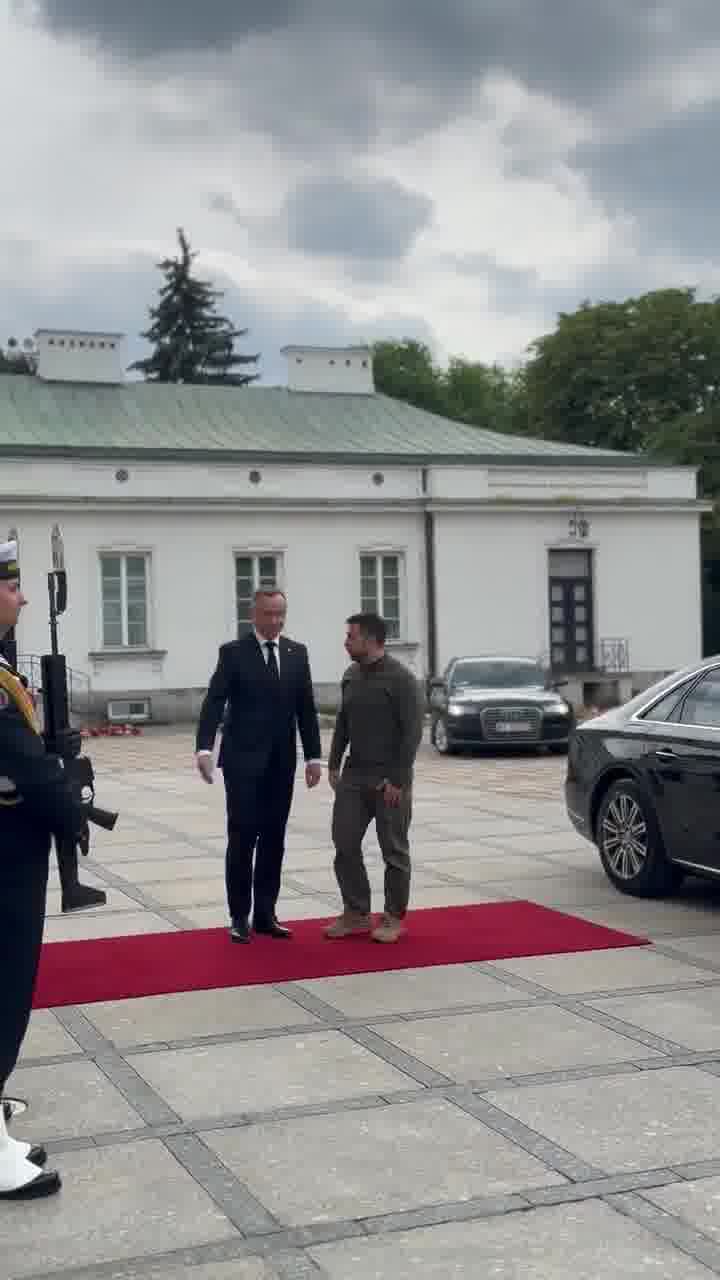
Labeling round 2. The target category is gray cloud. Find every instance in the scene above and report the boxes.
[283,176,433,262]
[22,0,300,56]
[572,101,720,257]
[29,1,720,109]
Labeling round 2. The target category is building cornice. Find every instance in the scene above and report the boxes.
[0,495,711,515]
[0,444,685,470]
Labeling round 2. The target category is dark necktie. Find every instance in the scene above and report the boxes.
[265,640,280,681]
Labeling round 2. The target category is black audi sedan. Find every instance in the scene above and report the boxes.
[566,655,720,897]
[428,655,574,755]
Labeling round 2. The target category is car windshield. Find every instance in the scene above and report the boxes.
[450,661,545,689]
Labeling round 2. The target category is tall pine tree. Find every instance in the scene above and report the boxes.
[131,228,259,385]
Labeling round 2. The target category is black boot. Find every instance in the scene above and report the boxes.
[58,843,107,912]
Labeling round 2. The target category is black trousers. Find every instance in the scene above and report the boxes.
[0,825,50,1094]
[222,750,296,924]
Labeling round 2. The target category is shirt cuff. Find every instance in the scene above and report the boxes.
[196,750,213,757]
[306,758,323,766]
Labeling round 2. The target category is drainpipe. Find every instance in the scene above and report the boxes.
[421,468,437,680]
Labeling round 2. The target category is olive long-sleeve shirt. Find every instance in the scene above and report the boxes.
[328,653,424,788]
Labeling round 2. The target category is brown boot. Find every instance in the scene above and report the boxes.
[324,911,372,939]
[371,913,405,944]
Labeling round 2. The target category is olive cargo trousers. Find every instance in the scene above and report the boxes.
[331,773,412,919]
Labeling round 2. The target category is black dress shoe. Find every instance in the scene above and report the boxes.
[61,883,107,913]
[253,917,293,939]
[0,1169,61,1200]
[229,918,250,943]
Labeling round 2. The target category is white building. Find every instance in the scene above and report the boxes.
[0,330,708,722]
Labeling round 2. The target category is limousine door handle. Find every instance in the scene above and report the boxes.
[655,747,678,761]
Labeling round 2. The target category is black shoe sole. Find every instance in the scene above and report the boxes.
[0,1170,61,1199]
[61,888,107,913]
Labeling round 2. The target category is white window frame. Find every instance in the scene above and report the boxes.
[234,551,285,636]
[98,551,152,650]
[358,550,405,641]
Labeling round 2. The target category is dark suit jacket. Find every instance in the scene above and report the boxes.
[195,633,322,776]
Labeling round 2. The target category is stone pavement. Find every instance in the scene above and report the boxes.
[5,730,720,1277]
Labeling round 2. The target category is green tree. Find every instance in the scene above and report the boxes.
[443,357,518,432]
[523,289,720,452]
[131,228,259,385]
[372,339,446,414]
[372,338,520,429]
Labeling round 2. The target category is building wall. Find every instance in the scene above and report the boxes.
[0,456,704,721]
[433,508,702,679]
[6,506,427,717]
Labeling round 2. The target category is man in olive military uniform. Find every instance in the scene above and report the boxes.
[0,540,86,1199]
[326,612,425,944]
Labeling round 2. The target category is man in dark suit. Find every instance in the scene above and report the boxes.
[195,589,322,943]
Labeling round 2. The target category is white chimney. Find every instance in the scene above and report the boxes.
[35,329,126,385]
[281,345,374,394]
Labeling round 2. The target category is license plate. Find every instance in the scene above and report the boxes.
[496,720,531,733]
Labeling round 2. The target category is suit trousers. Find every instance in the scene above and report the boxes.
[222,749,295,924]
[0,826,50,1093]
[331,773,412,919]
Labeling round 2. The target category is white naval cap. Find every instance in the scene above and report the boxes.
[0,541,19,581]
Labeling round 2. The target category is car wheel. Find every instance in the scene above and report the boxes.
[432,716,455,755]
[596,778,684,898]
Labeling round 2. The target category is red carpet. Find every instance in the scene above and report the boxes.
[33,902,649,1009]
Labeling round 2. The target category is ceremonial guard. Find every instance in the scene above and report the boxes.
[0,539,84,1199]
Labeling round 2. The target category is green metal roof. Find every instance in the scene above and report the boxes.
[0,374,643,466]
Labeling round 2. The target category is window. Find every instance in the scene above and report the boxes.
[680,669,720,728]
[360,553,402,640]
[639,680,694,723]
[235,553,282,636]
[100,553,149,648]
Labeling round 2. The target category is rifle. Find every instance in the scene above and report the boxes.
[42,526,119,912]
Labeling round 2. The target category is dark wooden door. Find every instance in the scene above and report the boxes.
[548,554,594,673]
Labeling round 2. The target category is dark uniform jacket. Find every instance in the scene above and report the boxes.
[0,658,84,841]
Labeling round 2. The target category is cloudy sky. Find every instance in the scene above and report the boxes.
[2,1,720,383]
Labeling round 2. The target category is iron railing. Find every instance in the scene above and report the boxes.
[17,653,91,718]
[597,638,631,674]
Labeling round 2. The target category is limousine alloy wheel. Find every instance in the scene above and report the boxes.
[596,778,683,898]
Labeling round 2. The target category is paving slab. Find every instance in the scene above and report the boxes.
[376,1004,662,1081]
[8,1059,149,1141]
[128,1030,413,1120]
[43,909,179,941]
[492,947,717,994]
[202,1096,564,1226]
[18,1009,83,1061]
[573,900,720,938]
[491,874,636,908]
[308,1198,716,1278]
[81,985,321,1047]
[0,1141,237,1279]
[644,1173,720,1244]
[295,963,528,1019]
[589,987,720,1052]
[486,1066,720,1174]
